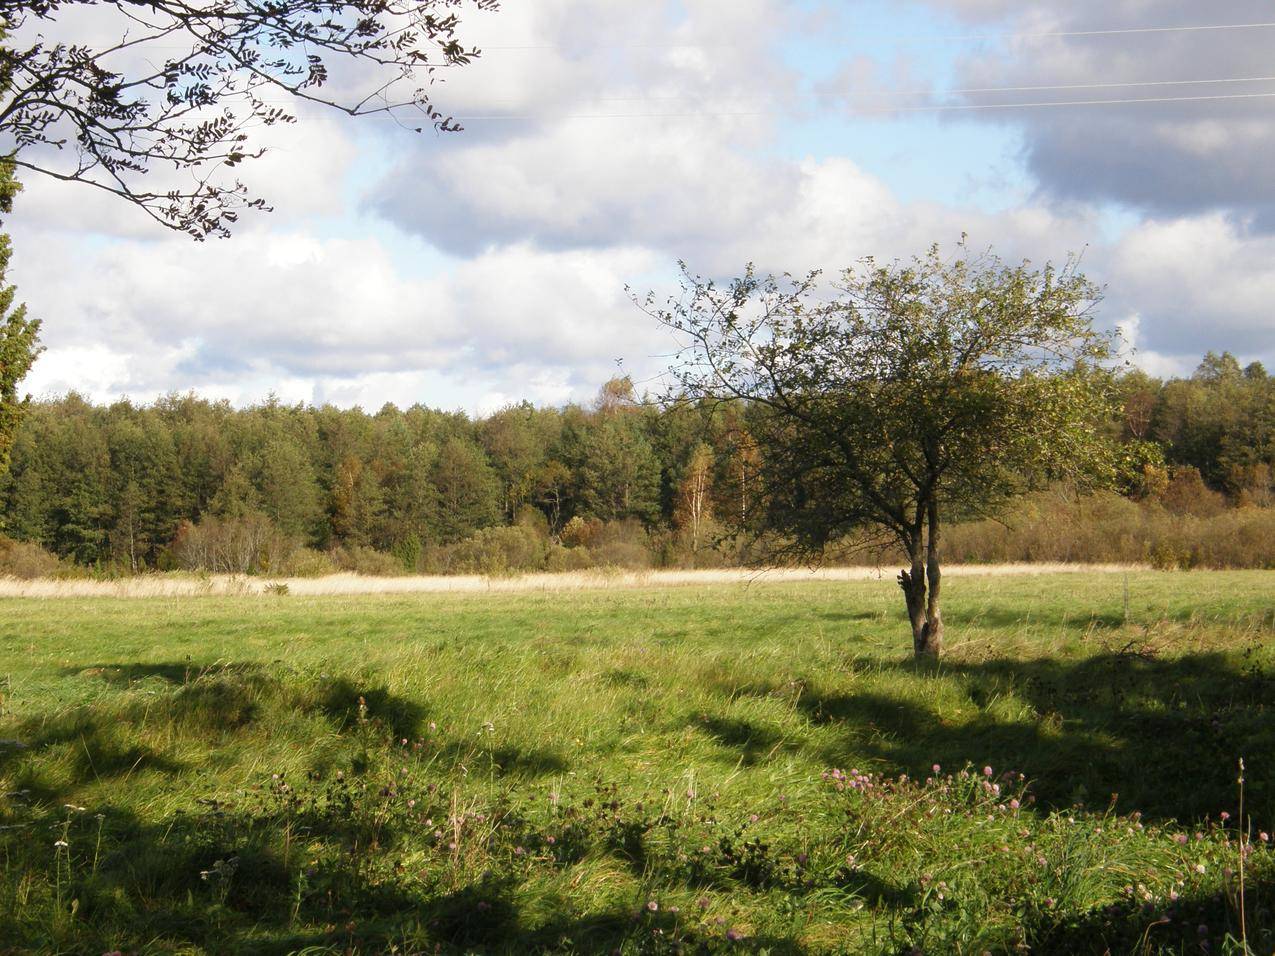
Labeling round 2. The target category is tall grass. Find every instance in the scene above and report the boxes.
[0,563,1140,599]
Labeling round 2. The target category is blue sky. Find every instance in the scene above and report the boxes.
[10,0,1275,411]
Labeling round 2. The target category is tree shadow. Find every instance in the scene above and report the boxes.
[0,789,816,954]
[0,712,185,803]
[694,714,783,766]
[803,650,1275,822]
[1023,870,1275,955]
[315,677,430,740]
[67,660,267,687]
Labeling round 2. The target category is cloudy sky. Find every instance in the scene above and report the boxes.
[11,0,1275,411]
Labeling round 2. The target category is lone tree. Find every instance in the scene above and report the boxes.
[1,0,497,237]
[643,244,1118,658]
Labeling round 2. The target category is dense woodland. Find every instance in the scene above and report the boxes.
[2,351,1273,577]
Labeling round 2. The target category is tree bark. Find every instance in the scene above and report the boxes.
[923,499,944,657]
[898,558,929,657]
[897,505,943,659]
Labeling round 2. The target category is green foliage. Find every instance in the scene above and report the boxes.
[0,158,41,486]
[647,243,1120,655]
[0,342,1270,576]
[430,436,502,543]
[578,414,661,524]
[1,573,1274,952]
[651,245,1118,557]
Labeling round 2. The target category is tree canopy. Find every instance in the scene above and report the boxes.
[0,158,41,482]
[1,0,497,237]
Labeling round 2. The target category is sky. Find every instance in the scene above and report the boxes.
[9,0,1275,413]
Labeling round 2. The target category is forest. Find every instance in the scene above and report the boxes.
[3,350,1273,578]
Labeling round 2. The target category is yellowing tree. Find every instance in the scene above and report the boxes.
[675,442,715,554]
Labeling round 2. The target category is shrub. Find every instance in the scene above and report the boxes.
[941,490,1275,569]
[329,545,402,577]
[0,535,59,579]
[543,541,595,572]
[390,533,423,573]
[276,547,337,578]
[169,515,294,575]
[1159,466,1227,517]
[424,524,551,576]
[586,519,653,569]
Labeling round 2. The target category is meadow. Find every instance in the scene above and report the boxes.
[1,569,1273,954]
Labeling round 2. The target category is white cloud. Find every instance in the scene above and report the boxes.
[1105,214,1275,360]
[10,0,1275,414]
[13,224,673,407]
[836,0,1275,219]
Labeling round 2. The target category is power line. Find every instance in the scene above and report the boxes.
[889,89,1275,113]
[451,90,1275,121]
[886,74,1275,98]
[457,74,1275,106]
[478,21,1275,50]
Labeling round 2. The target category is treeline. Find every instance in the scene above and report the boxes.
[2,351,1273,576]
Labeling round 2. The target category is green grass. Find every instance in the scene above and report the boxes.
[1,570,1274,953]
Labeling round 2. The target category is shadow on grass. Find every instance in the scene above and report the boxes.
[316,677,430,740]
[795,650,1275,823]
[694,714,783,766]
[0,792,813,954]
[1023,871,1275,955]
[67,660,267,687]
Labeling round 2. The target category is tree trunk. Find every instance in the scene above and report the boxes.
[897,504,944,659]
[898,558,930,657]
[924,500,944,657]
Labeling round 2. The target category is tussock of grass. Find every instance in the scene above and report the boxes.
[0,571,1273,953]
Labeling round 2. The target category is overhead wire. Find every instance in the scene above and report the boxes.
[450,90,1275,122]
[477,20,1275,49]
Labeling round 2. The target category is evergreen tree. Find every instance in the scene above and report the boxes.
[578,416,661,523]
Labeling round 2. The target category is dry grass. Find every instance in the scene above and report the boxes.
[0,562,1145,599]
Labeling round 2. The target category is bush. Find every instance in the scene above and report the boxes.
[942,490,1275,569]
[543,541,595,572]
[169,515,294,575]
[424,525,551,576]
[0,535,59,579]
[585,519,653,570]
[1159,466,1227,517]
[329,545,402,577]
[276,547,338,578]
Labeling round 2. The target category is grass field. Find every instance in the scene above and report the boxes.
[1,570,1273,954]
